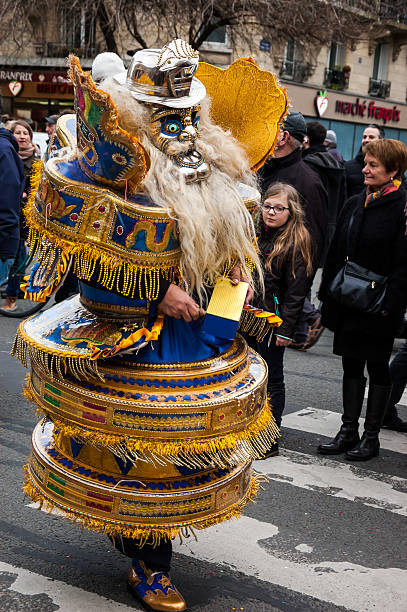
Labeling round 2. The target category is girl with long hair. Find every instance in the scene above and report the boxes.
[255,182,313,456]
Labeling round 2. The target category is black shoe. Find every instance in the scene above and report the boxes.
[382,406,407,432]
[346,384,390,461]
[258,442,279,459]
[382,415,407,432]
[318,427,360,455]
[318,377,366,455]
[346,433,379,461]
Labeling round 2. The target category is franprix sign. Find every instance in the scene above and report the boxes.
[335,97,400,124]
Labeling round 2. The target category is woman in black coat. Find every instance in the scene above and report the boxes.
[318,138,407,460]
[254,182,313,456]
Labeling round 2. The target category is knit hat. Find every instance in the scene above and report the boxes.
[282,111,307,143]
[325,129,337,145]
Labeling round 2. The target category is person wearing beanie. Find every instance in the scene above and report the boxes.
[324,129,344,164]
[258,110,328,272]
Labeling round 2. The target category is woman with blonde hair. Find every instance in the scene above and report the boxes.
[319,138,407,460]
[255,182,313,457]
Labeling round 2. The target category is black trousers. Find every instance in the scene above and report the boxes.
[387,341,407,414]
[110,536,173,572]
[256,334,285,427]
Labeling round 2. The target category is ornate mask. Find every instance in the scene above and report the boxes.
[149,105,211,183]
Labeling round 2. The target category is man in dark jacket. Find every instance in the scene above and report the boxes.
[258,111,328,267]
[0,127,25,285]
[345,124,385,199]
[303,121,347,250]
[258,111,328,348]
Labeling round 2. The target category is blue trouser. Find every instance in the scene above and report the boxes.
[6,240,26,297]
[256,334,285,427]
[111,536,172,572]
[0,258,14,286]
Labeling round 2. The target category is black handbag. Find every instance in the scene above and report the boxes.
[328,209,387,314]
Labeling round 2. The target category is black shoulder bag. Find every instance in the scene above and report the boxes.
[328,208,387,314]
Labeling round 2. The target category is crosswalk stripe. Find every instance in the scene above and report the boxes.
[254,449,407,516]
[173,515,407,612]
[283,408,407,454]
[0,561,139,611]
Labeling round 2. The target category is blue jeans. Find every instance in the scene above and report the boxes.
[6,240,26,297]
[256,334,285,427]
[0,258,14,286]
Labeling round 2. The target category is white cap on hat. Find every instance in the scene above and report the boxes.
[92,53,126,83]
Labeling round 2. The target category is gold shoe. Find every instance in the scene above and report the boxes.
[127,560,187,611]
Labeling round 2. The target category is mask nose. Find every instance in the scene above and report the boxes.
[179,125,197,143]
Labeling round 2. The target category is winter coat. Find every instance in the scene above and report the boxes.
[319,187,407,360]
[256,223,310,340]
[326,145,344,164]
[345,149,365,199]
[0,128,25,259]
[258,148,328,269]
[303,144,347,253]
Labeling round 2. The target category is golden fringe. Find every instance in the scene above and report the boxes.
[239,308,281,342]
[11,332,102,380]
[25,390,280,468]
[23,469,261,546]
[23,162,180,302]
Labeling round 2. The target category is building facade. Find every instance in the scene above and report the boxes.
[0,1,406,161]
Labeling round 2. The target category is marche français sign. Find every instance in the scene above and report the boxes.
[335,97,400,124]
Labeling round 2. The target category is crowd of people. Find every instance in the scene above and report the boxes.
[256,110,407,461]
[1,102,406,464]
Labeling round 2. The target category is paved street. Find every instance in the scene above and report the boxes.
[0,310,406,612]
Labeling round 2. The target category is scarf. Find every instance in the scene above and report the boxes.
[17,140,36,161]
[364,179,401,207]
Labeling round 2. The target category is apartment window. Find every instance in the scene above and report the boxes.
[200,21,230,50]
[61,7,96,50]
[372,43,390,80]
[327,42,346,70]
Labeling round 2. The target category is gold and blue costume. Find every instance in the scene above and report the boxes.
[13,42,288,611]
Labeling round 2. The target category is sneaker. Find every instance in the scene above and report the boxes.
[303,316,324,350]
[127,559,186,611]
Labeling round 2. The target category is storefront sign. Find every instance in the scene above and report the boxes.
[0,69,70,84]
[314,90,328,117]
[335,97,400,124]
[37,83,74,95]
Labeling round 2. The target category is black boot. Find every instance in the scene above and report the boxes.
[382,405,407,432]
[346,384,391,461]
[318,378,366,455]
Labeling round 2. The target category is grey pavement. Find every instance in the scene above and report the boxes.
[0,310,406,611]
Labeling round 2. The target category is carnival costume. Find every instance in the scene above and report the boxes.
[14,40,287,611]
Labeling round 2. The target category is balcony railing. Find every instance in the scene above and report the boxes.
[324,68,349,90]
[335,0,407,24]
[280,60,312,83]
[368,78,391,98]
[46,42,100,58]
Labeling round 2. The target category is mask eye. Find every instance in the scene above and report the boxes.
[161,119,183,137]
[193,115,200,129]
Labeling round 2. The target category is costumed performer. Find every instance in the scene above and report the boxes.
[14,40,288,611]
